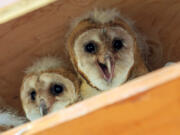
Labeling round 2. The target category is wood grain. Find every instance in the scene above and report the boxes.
[0,0,180,120]
[2,63,180,135]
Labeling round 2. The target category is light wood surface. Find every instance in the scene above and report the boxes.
[0,0,180,131]
[0,0,56,24]
[1,63,180,135]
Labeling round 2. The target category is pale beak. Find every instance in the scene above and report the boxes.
[39,99,48,116]
[97,56,114,82]
[106,57,112,77]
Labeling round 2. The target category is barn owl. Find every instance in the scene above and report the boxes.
[67,9,149,98]
[20,56,80,121]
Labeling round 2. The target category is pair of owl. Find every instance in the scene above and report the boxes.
[20,9,149,121]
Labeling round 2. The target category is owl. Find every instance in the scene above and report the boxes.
[20,56,80,121]
[67,9,149,98]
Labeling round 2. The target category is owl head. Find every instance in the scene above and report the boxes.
[20,57,80,121]
[67,9,148,91]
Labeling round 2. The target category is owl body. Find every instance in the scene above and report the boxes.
[0,108,27,131]
[164,62,175,67]
[67,9,148,97]
[0,98,27,132]
[79,76,101,99]
[20,57,80,121]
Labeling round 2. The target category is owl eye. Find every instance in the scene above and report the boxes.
[84,41,97,54]
[112,38,124,51]
[50,84,64,96]
[30,90,36,101]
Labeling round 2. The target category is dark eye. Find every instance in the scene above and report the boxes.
[84,41,97,54]
[30,90,36,101]
[112,38,124,51]
[50,84,64,96]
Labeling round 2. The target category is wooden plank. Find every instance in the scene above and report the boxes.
[0,0,19,8]
[0,0,57,24]
[2,63,180,135]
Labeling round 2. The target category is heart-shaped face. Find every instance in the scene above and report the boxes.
[73,27,135,90]
[67,9,148,91]
[20,57,80,121]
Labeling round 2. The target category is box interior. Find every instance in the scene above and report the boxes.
[0,0,179,117]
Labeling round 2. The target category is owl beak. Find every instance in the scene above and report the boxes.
[106,58,112,76]
[39,99,48,116]
[97,56,114,82]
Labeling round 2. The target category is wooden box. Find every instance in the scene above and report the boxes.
[0,0,180,134]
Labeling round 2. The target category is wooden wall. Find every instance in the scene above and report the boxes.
[0,0,180,114]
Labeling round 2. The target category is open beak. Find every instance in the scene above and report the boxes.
[97,56,114,82]
[39,99,48,116]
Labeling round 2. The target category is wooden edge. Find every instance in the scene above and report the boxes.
[0,0,57,24]
[2,62,180,135]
